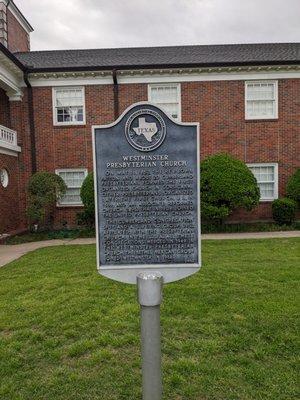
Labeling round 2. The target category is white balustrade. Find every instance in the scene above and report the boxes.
[0,125,20,155]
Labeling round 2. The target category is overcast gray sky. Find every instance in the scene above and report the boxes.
[17,0,300,51]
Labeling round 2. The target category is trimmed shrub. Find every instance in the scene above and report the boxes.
[27,172,66,229]
[80,172,95,226]
[272,198,297,225]
[286,168,300,208]
[26,198,45,226]
[200,153,260,223]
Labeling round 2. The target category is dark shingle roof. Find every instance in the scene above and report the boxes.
[14,42,300,72]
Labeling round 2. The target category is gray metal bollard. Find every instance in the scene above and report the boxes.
[137,272,163,400]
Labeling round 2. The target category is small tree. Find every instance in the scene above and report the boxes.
[286,168,300,208]
[200,153,260,223]
[79,172,95,226]
[27,172,66,230]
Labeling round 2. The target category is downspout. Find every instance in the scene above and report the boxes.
[112,69,119,120]
[24,70,37,173]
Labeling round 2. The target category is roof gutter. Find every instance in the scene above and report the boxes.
[23,70,37,174]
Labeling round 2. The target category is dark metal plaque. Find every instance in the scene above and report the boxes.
[93,102,200,284]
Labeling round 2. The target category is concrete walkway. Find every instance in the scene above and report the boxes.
[0,231,299,268]
[0,238,95,268]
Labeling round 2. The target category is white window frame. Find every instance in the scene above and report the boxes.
[148,83,181,121]
[55,168,88,207]
[52,86,86,126]
[247,163,278,202]
[245,80,278,120]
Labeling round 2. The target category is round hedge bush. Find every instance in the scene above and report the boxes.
[28,171,66,204]
[27,171,66,227]
[200,153,260,222]
[272,198,297,225]
[80,172,95,225]
[286,168,300,208]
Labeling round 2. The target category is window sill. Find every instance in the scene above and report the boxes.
[259,199,277,203]
[245,118,278,122]
[53,123,86,128]
[56,204,84,208]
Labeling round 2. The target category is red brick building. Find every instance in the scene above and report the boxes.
[0,1,299,235]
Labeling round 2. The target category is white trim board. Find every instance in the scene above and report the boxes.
[28,76,113,87]
[27,69,300,87]
[0,54,23,91]
[0,147,20,156]
[118,70,300,84]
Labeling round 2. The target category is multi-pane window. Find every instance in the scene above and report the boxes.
[148,83,181,120]
[247,163,278,201]
[56,169,87,205]
[53,87,85,125]
[245,81,278,119]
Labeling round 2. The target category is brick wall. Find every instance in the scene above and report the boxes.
[29,78,299,227]
[0,88,10,127]
[1,78,299,232]
[7,8,29,52]
[28,85,115,227]
[0,90,23,235]
[181,79,300,221]
[9,92,33,231]
[0,91,33,234]
[0,153,21,233]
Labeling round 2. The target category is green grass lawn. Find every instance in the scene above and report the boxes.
[0,239,299,400]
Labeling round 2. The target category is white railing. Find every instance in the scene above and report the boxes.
[0,125,17,146]
[0,125,20,155]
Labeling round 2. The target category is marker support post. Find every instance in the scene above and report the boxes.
[137,272,163,400]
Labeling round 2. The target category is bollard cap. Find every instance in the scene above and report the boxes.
[137,272,163,306]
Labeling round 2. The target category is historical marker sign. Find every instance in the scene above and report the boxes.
[92,102,201,284]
